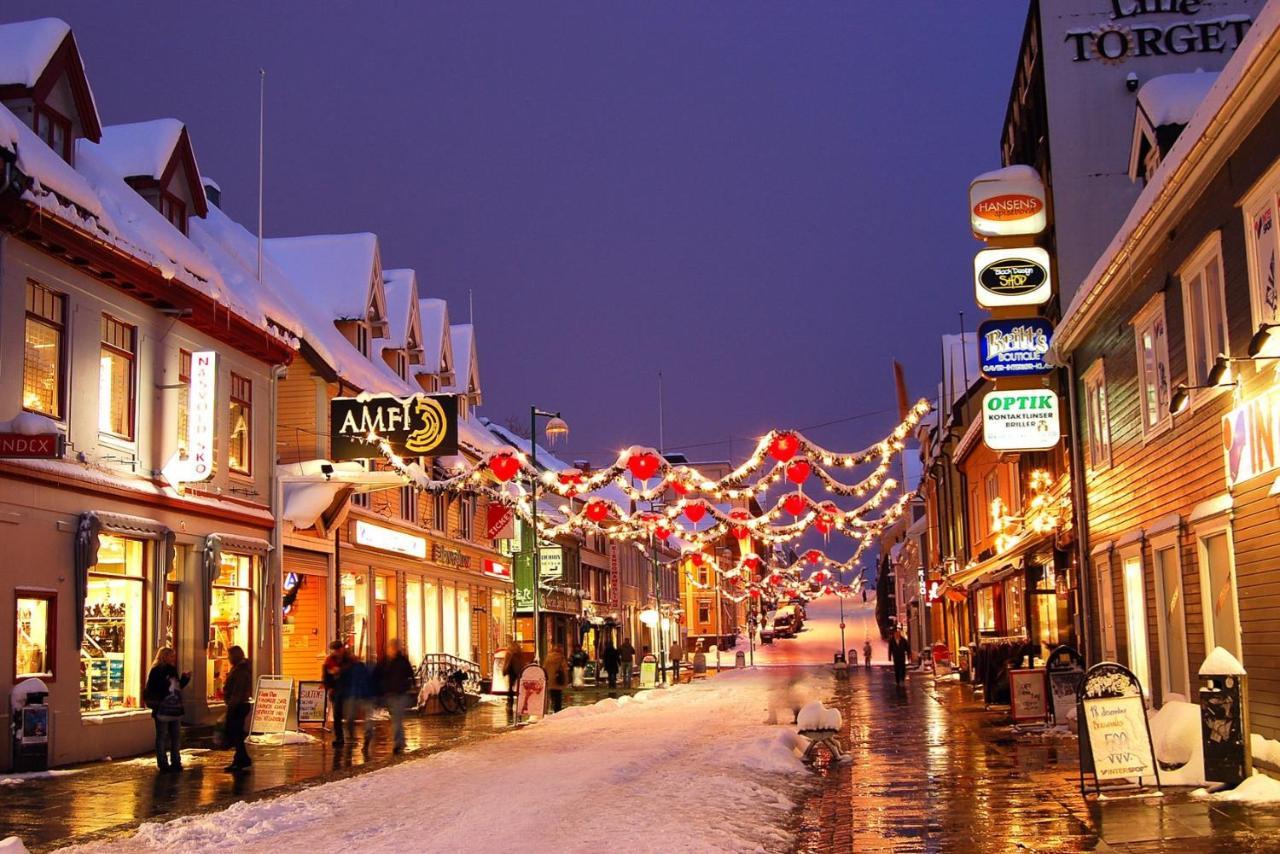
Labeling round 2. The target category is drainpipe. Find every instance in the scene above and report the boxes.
[268,363,288,674]
[1064,356,1094,664]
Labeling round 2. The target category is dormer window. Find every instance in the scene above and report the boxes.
[34,106,71,162]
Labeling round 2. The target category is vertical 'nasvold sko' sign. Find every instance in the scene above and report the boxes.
[162,350,216,488]
[975,247,1053,309]
[982,390,1061,452]
[969,164,1047,239]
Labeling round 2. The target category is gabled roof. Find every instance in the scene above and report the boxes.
[382,268,422,350]
[445,323,480,399]
[264,232,385,323]
[416,297,453,375]
[0,18,101,141]
[96,120,208,216]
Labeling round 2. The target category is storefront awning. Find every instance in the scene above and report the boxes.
[943,533,1049,591]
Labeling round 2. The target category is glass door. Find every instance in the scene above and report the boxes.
[1121,552,1151,698]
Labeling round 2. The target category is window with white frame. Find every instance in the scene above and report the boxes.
[1242,164,1280,350]
[1082,359,1111,470]
[1132,293,1172,435]
[1179,233,1230,392]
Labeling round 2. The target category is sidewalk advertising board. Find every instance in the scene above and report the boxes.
[297,680,327,726]
[1009,668,1050,725]
[516,664,548,719]
[1082,694,1157,782]
[491,651,510,695]
[639,654,658,688]
[249,675,293,734]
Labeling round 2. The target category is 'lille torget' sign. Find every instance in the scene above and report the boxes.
[969,165,1047,238]
[979,318,1054,378]
[974,247,1053,309]
[1065,2,1253,65]
[329,393,458,461]
[982,390,1061,452]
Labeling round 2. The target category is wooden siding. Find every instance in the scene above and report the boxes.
[1069,95,1280,729]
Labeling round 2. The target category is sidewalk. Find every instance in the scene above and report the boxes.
[789,666,1280,852]
[1,685,641,852]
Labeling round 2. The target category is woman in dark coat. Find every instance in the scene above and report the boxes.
[602,641,620,690]
[144,647,190,772]
[222,645,254,772]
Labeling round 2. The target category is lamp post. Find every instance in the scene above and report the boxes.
[529,407,569,663]
[836,568,847,661]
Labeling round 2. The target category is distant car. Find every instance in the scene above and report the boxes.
[772,606,797,639]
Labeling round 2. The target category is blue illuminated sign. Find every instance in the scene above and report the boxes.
[978,318,1053,378]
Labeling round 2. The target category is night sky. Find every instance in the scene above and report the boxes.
[5,1,1026,467]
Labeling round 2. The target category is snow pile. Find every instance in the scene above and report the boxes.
[0,413,61,435]
[1199,646,1246,676]
[1148,700,1207,786]
[117,749,209,767]
[1194,772,1280,803]
[94,120,190,182]
[1137,70,1219,128]
[0,17,71,88]
[797,701,842,732]
[247,731,317,746]
[1252,733,1280,768]
[59,668,814,853]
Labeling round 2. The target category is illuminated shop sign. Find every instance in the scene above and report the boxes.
[354,520,427,559]
[982,390,1061,452]
[329,393,458,461]
[161,350,216,488]
[974,247,1053,309]
[1223,388,1280,487]
[969,166,1047,238]
[979,318,1054,378]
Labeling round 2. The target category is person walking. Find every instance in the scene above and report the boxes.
[502,638,525,709]
[374,638,415,754]
[543,644,569,713]
[345,654,377,753]
[863,639,873,670]
[618,637,635,687]
[668,638,684,684]
[602,639,620,690]
[888,629,909,686]
[323,641,352,746]
[144,647,190,772]
[222,645,253,772]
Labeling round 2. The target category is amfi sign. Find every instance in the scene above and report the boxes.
[982,391,1061,452]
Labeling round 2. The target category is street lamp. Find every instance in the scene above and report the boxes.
[529,406,569,663]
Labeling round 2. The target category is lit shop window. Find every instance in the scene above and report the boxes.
[229,373,252,475]
[442,581,458,658]
[341,572,370,655]
[457,586,471,662]
[99,315,137,440]
[82,535,146,712]
[23,281,65,419]
[424,579,440,655]
[406,577,424,665]
[16,593,55,680]
[176,350,191,458]
[976,586,997,633]
[208,553,253,702]
[1004,575,1025,633]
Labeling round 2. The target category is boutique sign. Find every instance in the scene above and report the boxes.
[983,390,1061,452]
[329,393,458,461]
[979,318,1054,378]
[974,247,1053,308]
[1065,2,1253,64]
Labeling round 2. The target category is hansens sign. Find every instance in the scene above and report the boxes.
[329,393,458,460]
[979,318,1054,378]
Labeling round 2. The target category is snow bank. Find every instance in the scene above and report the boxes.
[1200,647,1246,676]
[797,701,842,732]
[247,731,317,746]
[1137,70,1219,127]
[1195,771,1280,803]
[0,413,61,435]
[1149,700,1206,786]
[59,667,814,854]
[0,837,30,854]
[1253,733,1280,768]
[0,769,80,786]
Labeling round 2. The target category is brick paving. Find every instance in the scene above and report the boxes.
[787,666,1280,853]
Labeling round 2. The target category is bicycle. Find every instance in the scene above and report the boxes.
[437,668,468,715]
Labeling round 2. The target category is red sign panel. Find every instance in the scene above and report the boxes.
[486,504,515,540]
[0,433,61,459]
[483,559,511,581]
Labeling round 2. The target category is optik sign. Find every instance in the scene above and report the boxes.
[982,390,1061,452]
[979,318,1054,379]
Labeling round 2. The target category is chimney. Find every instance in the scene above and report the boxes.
[201,176,221,208]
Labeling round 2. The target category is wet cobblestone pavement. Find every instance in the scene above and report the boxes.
[0,686,634,852]
[787,665,1280,853]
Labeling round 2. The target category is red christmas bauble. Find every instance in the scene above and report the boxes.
[627,451,661,481]
[743,555,761,571]
[585,501,610,523]
[785,459,811,484]
[815,515,834,535]
[489,453,520,482]
[783,493,807,516]
[689,552,704,566]
[805,549,822,565]
[769,432,800,462]
[731,525,749,540]
[683,503,707,524]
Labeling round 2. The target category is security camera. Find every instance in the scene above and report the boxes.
[320,463,334,481]
[1126,72,1139,93]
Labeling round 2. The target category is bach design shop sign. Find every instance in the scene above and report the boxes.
[329,393,458,461]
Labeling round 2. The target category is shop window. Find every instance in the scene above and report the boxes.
[1082,359,1111,470]
[1120,548,1152,697]
[341,572,370,657]
[1132,293,1171,436]
[698,601,710,625]
[442,581,458,658]
[1179,233,1230,396]
[229,373,252,475]
[99,315,137,440]
[406,577,424,665]
[16,591,56,680]
[976,586,997,633]
[82,535,147,712]
[401,485,418,523]
[1004,575,1025,633]
[23,281,66,419]
[424,579,441,655]
[1242,165,1280,347]
[458,586,472,662]
[208,553,253,702]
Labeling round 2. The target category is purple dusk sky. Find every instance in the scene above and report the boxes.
[5,1,1025,466]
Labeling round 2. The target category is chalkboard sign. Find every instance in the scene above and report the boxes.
[297,680,327,726]
[1010,668,1049,724]
[1082,695,1157,781]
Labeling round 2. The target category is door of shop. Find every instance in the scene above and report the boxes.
[375,603,389,658]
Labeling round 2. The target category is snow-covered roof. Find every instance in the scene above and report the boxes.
[446,323,478,395]
[0,18,70,88]
[94,119,196,183]
[1057,1,1280,353]
[264,233,380,320]
[381,269,419,347]
[1137,70,1219,128]
[417,298,452,374]
[970,163,1041,185]
[0,102,106,220]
